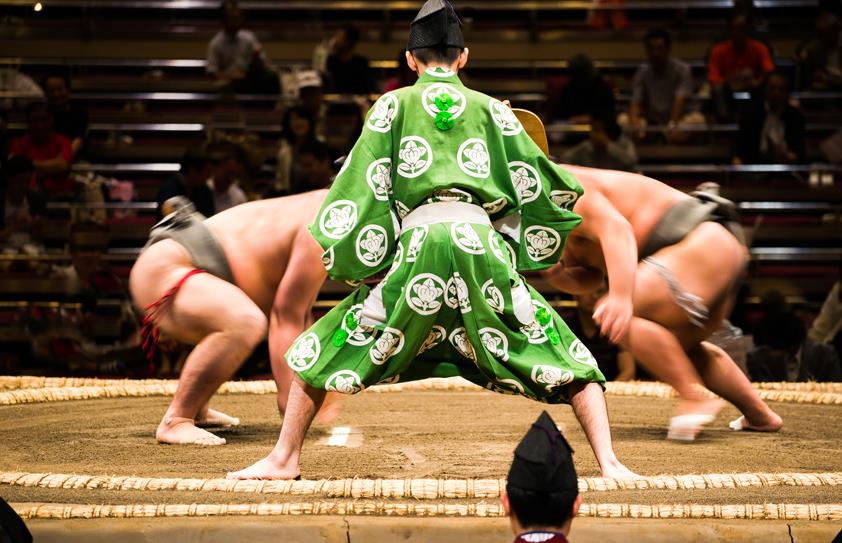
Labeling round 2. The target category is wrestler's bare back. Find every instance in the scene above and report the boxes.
[203,189,327,315]
[560,165,689,268]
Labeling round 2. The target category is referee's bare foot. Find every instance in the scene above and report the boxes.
[156,416,226,446]
[226,456,299,480]
[196,407,241,428]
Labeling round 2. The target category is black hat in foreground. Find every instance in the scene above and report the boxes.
[507,411,578,494]
[407,0,465,51]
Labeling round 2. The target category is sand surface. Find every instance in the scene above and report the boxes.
[2,391,841,505]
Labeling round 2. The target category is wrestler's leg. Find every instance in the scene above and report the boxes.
[227,375,324,479]
[623,317,724,419]
[569,381,637,478]
[154,273,267,445]
[130,244,267,445]
[688,341,782,432]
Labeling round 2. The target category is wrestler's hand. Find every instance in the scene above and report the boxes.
[592,294,633,344]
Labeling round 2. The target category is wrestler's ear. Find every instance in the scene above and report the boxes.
[406,50,419,73]
[571,494,582,518]
[457,47,469,69]
[501,490,511,515]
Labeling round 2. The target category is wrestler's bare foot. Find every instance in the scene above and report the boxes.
[667,398,725,441]
[226,456,299,480]
[156,416,226,446]
[600,459,639,479]
[196,407,241,428]
[729,410,783,433]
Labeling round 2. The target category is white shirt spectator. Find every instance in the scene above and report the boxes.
[211,181,247,213]
[206,29,261,78]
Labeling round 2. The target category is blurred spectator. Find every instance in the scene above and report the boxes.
[276,106,319,194]
[549,54,615,125]
[561,114,637,171]
[325,24,375,94]
[156,147,214,218]
[625,29,704,141]
[567,284,635,381]
[206,1,279,94]
[207,141,248,212]
[294,140,335,193]
[0,67,43,110]
[732,73,805,165]
[9,101,74,197]
[1,156,45,251]
[707,12,774,120]
[503,411,580,543]
[383,50,417,92]
[747,311,841,382]
[296,70,327,139]
[44,74,89,159]
[797,12,842,90]
[47,222,143,375]
[807,259,841,350]
[588,0,628,31]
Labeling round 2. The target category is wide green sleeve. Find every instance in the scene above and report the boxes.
[308,94,400,281]
[492,100,583,271]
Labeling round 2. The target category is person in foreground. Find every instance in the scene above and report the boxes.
[129,190,329,445]
[541,165,782,440]
[228,0,634,480]
[504,411,581,543]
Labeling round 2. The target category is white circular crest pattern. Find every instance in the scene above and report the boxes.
[405,225,429,263]
[337,150,352,178]
[342,304,375,347]
[457,138,491,179]
[488,230,509,265]
[451,222,486,255]
[530,364,574,393]
[550,190,579,210]
[366,93,399,133]
[569,339,599,368]
[370,327,405,366]
[418,325,447,355]
[449,327,476,361]
[395,200,411,219]
[445,273,471,312]
[421,83,467,119]
[366,158,392,201]
[319,200,358,240]
[355,224,389,267]
[489,98,523,136]
[405,273,447,315]
[509,161,542,204]
[287,332,321,371]
[397,136,433,178]
[524,225,561,262]
[479,327,509,361]
[321,246,334,271]
[520,300,551,344]
[325,369,365,394]
[481,278,505,314]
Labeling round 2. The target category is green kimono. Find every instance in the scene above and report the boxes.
[286,66,605,403]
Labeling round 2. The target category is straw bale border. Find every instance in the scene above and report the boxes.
[11,501,842,520]
[2,471,840,498]
[2,378,841,406]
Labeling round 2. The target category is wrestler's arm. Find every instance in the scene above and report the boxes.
[269,231,328,380]
[581,189,638,344]
[541,259,605,295]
